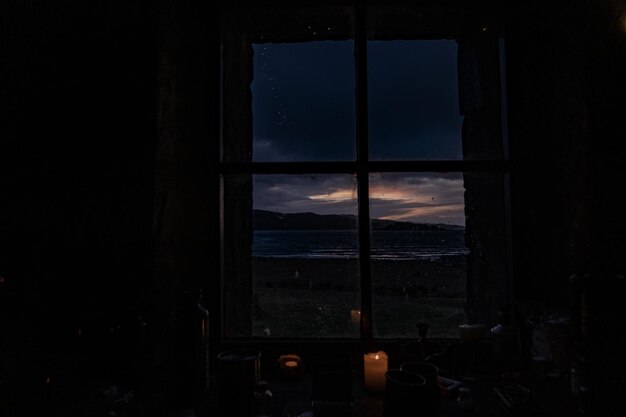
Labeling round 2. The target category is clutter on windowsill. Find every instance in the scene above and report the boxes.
[437,376,463,399]
[457,323,487,341]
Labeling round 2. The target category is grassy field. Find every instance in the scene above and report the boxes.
[252,256,467,338]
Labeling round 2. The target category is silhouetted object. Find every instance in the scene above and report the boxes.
[416,322,430,360]
[456,387,473,416]
[417,322,430,338]
[98,385,135,417]
[311,351,353,402]
[179,289,210,403]
[216,349,261,417]
[402,322,432,364]
[569,273,626,415]
[490,305,521,371]
[197,290,210,394]
[252,380,273,417]
[383,369,426,417]
[399,361,440,416]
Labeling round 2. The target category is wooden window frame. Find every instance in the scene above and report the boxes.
[213,1,511,349]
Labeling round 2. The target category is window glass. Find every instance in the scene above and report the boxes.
[223,174,361,337]
[369,172,468,338]
[368,40,463,160]
[252,42,356,162]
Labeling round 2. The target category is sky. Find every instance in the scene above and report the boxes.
[253,173,466,226]
[251,40,465,225]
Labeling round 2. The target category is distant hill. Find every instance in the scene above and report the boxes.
[253,209,464,231]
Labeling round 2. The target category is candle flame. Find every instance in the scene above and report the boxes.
[375,354,379,360]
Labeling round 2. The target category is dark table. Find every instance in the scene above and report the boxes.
[251,368,582,417]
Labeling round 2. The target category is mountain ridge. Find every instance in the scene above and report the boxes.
[253,209,464,231]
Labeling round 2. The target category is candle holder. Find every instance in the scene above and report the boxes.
[277,354,305,380]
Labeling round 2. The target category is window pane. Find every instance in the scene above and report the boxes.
[222,174,361,338]
[368,40,463,160]
[369,172,468,338]
[252,41,356,162]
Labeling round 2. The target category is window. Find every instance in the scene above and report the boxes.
[219,3,510,340]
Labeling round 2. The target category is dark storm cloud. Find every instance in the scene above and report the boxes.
[369,172,465,224]
[252,39,462,161]
[381,171,461,184]
[368,40,462,160]
[254,174,358,215]
[369,198,433,216]
[252,41,356,161]
[251,39,465,224]
[253,173,466,225]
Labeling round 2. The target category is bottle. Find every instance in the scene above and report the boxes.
[252,380,273,417]
[179,288,210,403]
[456,387,474,416]
[570,362,582,398]
[196,289,210,394]
[490,305,521,371]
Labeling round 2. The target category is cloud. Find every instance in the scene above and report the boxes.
[253,173,466,225]
[369,173,465,224]
[249,38,465,224]
[251,39,462,162]
[252,41,356,162]
[254,174,358,215]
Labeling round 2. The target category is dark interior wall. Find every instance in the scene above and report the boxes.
[506,3,626,409]
[506,1,591,306]
[507,0,626,305]
[2,0,216,411]
[585,1,626,274]
[154,0,215,405]
[1,0,158,408]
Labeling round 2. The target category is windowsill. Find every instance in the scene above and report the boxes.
[206,366,582,417]
[207,339,585,417]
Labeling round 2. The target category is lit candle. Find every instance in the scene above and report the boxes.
[278,354,304,379]
[351,309,361,325]
[284,360,298,368]
[364,351,388,393]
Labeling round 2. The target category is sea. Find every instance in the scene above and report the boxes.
[252,229,468,260]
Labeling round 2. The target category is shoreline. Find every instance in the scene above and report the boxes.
[253,255,466,295]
